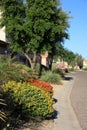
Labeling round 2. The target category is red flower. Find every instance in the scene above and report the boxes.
[28,79,53,93]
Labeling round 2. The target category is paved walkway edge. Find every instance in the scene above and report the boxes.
[53,76,82,130]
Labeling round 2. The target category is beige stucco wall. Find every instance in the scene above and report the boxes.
[0,27,6,42]
[83,60,87,68]
[0,11,6,42]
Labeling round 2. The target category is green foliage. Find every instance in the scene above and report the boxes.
[75,54,84,69]
[24,0,70,55]
[52,68,65,78]
[0,0,70,68]
[0,0,25,44]
[54,44,78,69]
[0,58,38,83]
[68,68,75,72]
[53,43,64,62]
[64,49,76,66]
[83,67,87,71]
[40,71,62,85]
[56,44,76,64]
[2,81,54,119]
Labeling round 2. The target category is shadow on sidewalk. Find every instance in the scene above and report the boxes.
[52,98,59,119]
[53,98,58,103]
[64,76,73,81]
[52,110,58,119]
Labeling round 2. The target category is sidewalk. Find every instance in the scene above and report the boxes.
[53,76,82,130]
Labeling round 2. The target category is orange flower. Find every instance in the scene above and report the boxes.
[28,79,53,92]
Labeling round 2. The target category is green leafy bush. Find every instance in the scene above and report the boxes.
[40,71,62,84]
[2,81,54,119]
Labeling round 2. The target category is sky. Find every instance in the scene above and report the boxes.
[61,0,87,59]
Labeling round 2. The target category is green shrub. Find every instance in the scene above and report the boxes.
[83,68,87,71]
[40,71,62,84]
[52,68,65,78]
[2,81,54,119]
[0,59,38,83]
[68,68,74,72]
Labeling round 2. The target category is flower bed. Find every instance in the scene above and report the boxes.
[2,81,54,119]
[28,79,53,93]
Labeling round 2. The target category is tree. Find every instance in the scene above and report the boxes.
[54,44,77,68]
[64,49,76,66]
[0,0,70,69]
[75,54,84,69]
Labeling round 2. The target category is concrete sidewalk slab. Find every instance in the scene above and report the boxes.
[53,76,82,130]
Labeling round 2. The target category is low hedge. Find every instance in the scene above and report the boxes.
[2,81,54,119]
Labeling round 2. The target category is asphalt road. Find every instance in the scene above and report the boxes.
[70,70,87,130]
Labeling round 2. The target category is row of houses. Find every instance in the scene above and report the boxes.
[56,60,87,70]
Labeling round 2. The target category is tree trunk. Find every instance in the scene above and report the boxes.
[32,52,37,69]
[24,53,32,68]
[24,52,37,69]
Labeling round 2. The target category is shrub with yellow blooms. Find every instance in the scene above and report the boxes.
[2,81,54,119]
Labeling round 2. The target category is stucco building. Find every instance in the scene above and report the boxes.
[83,60,87,68]
[0,10,9,57]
